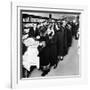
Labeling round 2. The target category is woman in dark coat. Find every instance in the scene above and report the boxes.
[38,35,50,67]
[38,26,50,76]
[56,23,64,60]
[66,23,72,47]
[48,27,58,68]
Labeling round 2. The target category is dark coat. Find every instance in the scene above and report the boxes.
[34,27,40,37]
[28,27,35,37]
[28,27,40,38]
[66,25,72,47]
[63,26,68,56]
[56,26,64,56]
[49,34,58,66]
[71,22,79,38]
[22,42,27,55]
[38,35,50,66]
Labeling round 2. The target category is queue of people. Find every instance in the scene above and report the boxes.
[22,16,80,77]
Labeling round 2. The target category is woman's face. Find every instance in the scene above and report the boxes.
[24,28,29,33]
